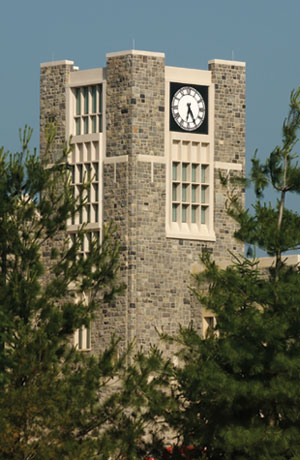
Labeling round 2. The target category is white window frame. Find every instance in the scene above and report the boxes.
[73,84,103,136]
[73,291,92,351]
[202,315,217,337]
[68,154,101,229]
[66,68,106,237]
[165,66,215,241]
[74,324,91,351]
[65,68,106,352]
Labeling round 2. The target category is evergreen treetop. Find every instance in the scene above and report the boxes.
[162,89,300,460]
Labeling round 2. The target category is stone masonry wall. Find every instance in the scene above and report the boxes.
[40,61,74,164]
[209,61,246,164]
[106,52,165,158]
[102,53,246,350]
[210,61,246,266]
[99,161,129,352]
[40,62,75,266]
[103,52,166,351]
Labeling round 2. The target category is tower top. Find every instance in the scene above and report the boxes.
[40,59,74,68]
[208,58,245,67]
[106,49,165,59]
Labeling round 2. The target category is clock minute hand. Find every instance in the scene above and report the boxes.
[186,103,195,123]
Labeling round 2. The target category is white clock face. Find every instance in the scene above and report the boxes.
[171,86,206,131]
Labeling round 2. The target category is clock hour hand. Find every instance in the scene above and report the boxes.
[186,103,195,123]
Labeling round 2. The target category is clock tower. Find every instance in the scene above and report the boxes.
[40,50,246,352]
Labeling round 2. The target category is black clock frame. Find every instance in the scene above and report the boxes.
[170,82,209,135]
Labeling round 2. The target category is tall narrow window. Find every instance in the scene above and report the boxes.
[78,164,83,183]
[182,205,188,223]
[93,162,99,181]
[74,323,91,351]
[84,117,88,134]
[203,316,216,337]
[92,116,96,133]
[92,86,97,113]
[93,184,99,202]
[84,87,89,114]
[99,85,102,114]
[172,204,178,222]
[76,118,81,135]
[182,163,188,181]
[182,184,188,202]
[93,204,98,223]
[201,186,206,203]
[191,206,197,223]
[76,88,81,115]
[172,183,178,201]
[192,185,197,203]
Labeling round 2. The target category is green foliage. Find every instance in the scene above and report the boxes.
[232,201,300,255]
[0,128,171,459]
[162,89,300,459]
[228,88,300,259]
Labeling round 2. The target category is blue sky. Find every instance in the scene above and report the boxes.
[1,0,300,217]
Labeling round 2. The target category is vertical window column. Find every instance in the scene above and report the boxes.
[73,85,103,135]
[170,139,212,237]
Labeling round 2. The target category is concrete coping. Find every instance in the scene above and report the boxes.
[40,60,75,68]
[208,58,245,67]
[257,254,300,268]
[106,49,165,59]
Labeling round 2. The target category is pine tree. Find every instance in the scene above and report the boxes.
[0,127,170,460]
[163,89,300,459]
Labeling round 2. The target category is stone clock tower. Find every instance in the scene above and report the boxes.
[40,50,246,352]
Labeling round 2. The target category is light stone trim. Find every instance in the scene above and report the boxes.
[68,68,105,87]
[104,156,128,183]
[103,155,166,164]
[136,154,165,163]
[68,223,101,233]
[167,231,216,242]
[208,59,246,67]
[137,155,165,183]
[106,49,165,59]
[214,161,243,171]
[69,133,102,143]
[103,155,165,184]
[258,255,300,268]
[103,155,129,164]
[192,254,300,271]
[40,60,74,68]
[166,66,211,85]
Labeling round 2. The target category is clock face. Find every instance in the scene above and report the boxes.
[171,86,205,131]
[170,83,208,134]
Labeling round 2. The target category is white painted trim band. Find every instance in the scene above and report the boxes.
[215,161,243,171]
[104,155,129,164]
[137,154,165,163]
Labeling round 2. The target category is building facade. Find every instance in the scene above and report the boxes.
[40,50,246,353]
